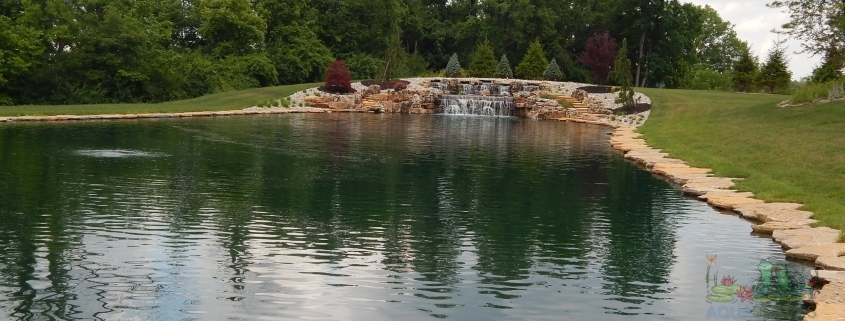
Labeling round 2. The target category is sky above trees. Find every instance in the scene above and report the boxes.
[686,0,820,80]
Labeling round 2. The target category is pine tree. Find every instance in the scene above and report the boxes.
[444,53,461,77]
[758,41,792,93]
[543,58,564,80]
[495,54,513,79]
[612,38,634,108]
[468,40,498,77]
[731,47,758,92]
[515,39,548,80]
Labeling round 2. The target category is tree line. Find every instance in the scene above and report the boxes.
[1,0,841,105]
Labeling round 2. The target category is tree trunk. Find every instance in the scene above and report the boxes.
[635,31,646,87]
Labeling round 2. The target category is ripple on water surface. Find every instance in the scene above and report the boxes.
[74,149,166,158]
[0,114,811,321]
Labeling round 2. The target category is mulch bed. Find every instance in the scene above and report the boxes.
[576,85,613,94]
[617,103,651,115]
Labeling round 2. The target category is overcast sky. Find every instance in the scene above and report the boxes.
[685,0,820,80]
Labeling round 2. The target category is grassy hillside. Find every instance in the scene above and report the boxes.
[0,83,320,117]
[637,88,845,230]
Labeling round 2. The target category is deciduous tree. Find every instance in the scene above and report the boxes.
[578,31,616,85]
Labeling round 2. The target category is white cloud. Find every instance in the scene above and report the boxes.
[684,0,820,79]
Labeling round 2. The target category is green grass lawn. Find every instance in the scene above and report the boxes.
[637,88,845,231]
[0,83,320,117]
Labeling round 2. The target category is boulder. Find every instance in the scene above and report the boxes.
[786,243,845,261]
[804,302,845,321]
[751,221,811,234]
[817,256,845,271]
[774,227,841,250]
[329,102,350,110]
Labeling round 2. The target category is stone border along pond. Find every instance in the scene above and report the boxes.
[0,78,842,319]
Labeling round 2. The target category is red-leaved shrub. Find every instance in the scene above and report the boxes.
[325,60,353,93]
[578,31,617,85]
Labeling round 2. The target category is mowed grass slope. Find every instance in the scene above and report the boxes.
[0,83,320,117]
[637,88,845,230]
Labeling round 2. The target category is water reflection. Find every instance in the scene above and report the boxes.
[0,115,808,320]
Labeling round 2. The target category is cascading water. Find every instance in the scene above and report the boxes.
[439,95,514,117]
[432,82,450,92]
[522,85,539,92]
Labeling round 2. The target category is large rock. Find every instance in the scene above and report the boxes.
[814,280,845,305]
[774,227,841,250]
[817,256,845,271]
[751,221,811,234]
[734,203,804,221]
[804,302,845,321]
[329,102,350,110]
[786,243,845,261]
[681,177,735,195]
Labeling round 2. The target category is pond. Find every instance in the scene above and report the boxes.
[0,114,810,320]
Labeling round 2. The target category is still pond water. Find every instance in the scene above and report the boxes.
[0,114,810,320]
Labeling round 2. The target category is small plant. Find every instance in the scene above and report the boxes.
[610,115,616,121]
[445,53,461,77]
[543,58,564,80]
[281,97,291,108]
[838,230,845,243]
[495,54,513,79]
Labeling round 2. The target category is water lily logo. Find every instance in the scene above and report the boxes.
[707,273,749,302]
[705,257,811,304]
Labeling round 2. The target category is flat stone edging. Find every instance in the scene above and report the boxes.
[0,107,369,123]
[606,126,845,320]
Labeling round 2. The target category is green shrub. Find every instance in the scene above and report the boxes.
[281,97,290,107]
[543,58,564,81]
[791,82,834,104]
[345,53,383,80]
[515,39,548,80]
[468,40,497,77]
[445,54,461,77]
[496,54,514,79]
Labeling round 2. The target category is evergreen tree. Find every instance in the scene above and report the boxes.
[612,38,635,108]
[810,50,845,83]
[731,46,758,92]
[515,39,548,80]
[495,54,513,79]
[758,41,792,93]
[444,53,461,77]
[468,40,497,77]
[543,58,563,80]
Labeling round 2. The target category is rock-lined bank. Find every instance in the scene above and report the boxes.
[284,78,650,125]
[608,126,845,321]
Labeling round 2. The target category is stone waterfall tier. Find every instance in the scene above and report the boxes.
[457,83,513,95]
[439,95,515,116]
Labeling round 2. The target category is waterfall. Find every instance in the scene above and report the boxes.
[432,82,450,92]
[522,85,539,92]
[498,85,510,95]
[439,95,514,117]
